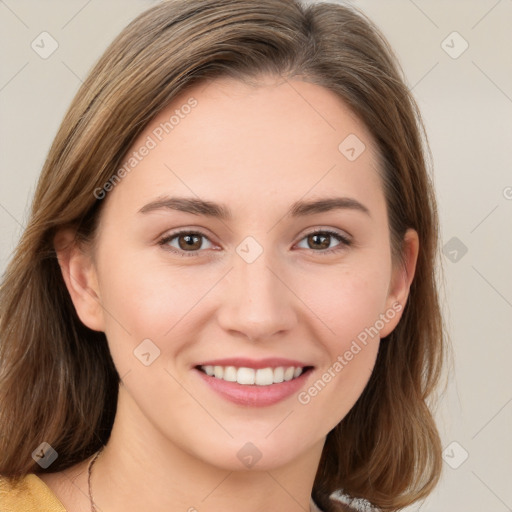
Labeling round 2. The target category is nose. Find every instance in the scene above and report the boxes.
[216,250,298,342]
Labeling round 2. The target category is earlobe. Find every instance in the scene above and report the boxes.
[54,228,105,332]
[379,228,419,338]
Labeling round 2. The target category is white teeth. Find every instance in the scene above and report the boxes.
[273,366,284,383]
[255,368,273,386]
[214,365,224,379]
[223,366,237,382]
[284,366,295,381]
[237,367,255,385]
[204,365,214,376]
[199,365,307,385]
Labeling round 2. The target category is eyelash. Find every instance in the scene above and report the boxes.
[157,229,352,258]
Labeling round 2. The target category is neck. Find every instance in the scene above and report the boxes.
[90,386,325,512]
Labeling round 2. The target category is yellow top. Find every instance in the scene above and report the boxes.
[0,474,67,512]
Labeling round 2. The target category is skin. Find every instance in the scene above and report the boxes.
[43,75,418,512]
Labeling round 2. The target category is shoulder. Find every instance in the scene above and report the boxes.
[0,473,67,512]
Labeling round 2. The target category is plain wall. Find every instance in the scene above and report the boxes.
[1,1,511,511]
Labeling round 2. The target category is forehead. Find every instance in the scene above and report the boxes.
[102,75,385,222]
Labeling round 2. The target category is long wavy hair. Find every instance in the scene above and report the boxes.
[0,1,448,510]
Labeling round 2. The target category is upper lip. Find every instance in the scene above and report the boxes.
[194,357,313,370]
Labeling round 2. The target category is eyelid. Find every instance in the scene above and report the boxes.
[298,226,352,244]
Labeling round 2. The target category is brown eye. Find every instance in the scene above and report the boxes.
[307,233,331,250]
[296,230,351,254]
[159,230,214,257]
[177,233,203,251]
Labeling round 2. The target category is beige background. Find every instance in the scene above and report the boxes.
[1,1,511,511]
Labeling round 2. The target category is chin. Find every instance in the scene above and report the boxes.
[185,434,314,473]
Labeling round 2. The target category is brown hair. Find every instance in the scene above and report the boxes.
[0,1,448,510]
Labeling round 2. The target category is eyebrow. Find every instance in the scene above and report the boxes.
[138,196,371,219]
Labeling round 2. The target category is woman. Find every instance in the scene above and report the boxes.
[0,1,447,511]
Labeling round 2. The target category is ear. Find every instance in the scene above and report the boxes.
[379,228,419,338]
[54,228,105,332]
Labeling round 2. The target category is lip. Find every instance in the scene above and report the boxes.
[194,357,310,370]
[193,365,314,407]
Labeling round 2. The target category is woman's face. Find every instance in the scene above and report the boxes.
[71,75,417,471]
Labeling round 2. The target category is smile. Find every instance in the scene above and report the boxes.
[198,365,306,386]
[193,358,314,407]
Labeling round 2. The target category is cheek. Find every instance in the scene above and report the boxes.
[298,262,391,349]
[292,264,389,422]
[95,247,221,368]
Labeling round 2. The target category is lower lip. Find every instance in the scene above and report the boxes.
[194,368,312,407]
